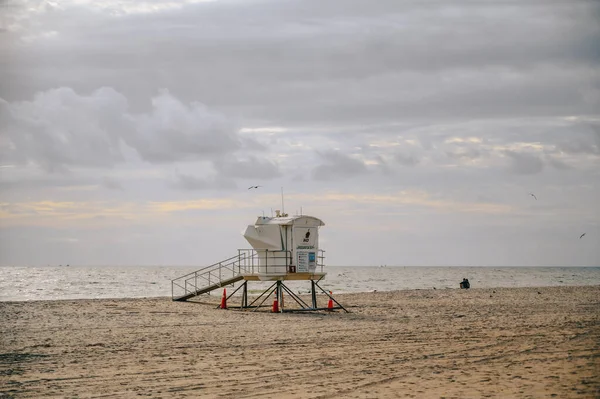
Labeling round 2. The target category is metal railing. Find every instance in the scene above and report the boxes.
[237,249,291,275]
[171,253,248,300]
[171,248,326,300]
[237,248,326,274]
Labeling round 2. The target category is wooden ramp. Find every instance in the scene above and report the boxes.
[173,275,244,302]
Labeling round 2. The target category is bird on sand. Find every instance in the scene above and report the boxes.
[579,233,586,239]
[248,185,261,190]
[529,193,537,200]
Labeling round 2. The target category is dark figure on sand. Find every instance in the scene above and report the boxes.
[460,278,470,289]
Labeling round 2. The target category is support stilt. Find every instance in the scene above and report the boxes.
[311,280,317,309]
[242,281,248,308]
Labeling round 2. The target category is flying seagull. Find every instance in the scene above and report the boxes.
[529,193,537,200]
[579,233,586,239]
[248,185,261,190]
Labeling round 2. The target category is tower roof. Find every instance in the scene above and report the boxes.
[254,215,325,227]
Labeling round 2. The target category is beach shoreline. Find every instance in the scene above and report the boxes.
[3,265,599,302]
[2,286,599,398]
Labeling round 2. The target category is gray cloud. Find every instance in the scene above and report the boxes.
[445,147,483,161]
[213,156,281,180]
[170,171,237,191]
[394,152,420,167]
[545,155,572,171]
[102,176,124,190]
[0,87,243,170]
[127,90,240,163]
[554,125,600,155]
[2,0,599,127]
[0,89,126,171]
[312,151,368,180]
[125,92,240,162]
[504,150,545,175]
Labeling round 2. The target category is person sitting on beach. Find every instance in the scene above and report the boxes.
[460,278,470,289]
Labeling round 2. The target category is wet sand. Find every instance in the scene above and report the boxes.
[1,286,599,398]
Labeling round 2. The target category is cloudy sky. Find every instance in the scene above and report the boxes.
[1,0,599,267]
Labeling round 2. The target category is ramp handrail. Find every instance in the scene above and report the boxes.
[171,253,250,300]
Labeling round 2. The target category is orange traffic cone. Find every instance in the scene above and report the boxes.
[272,290,279,313]
[327,291,334,311]
[220,288,227,310]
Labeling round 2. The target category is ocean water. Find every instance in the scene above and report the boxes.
[1,266,599,302]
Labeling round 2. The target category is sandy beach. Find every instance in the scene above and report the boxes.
[1,286,599,398]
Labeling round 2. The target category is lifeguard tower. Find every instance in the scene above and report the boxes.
[171,212,347,312]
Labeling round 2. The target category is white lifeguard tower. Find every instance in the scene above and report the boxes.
[171,212,347,312]
[243,211,324,279]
